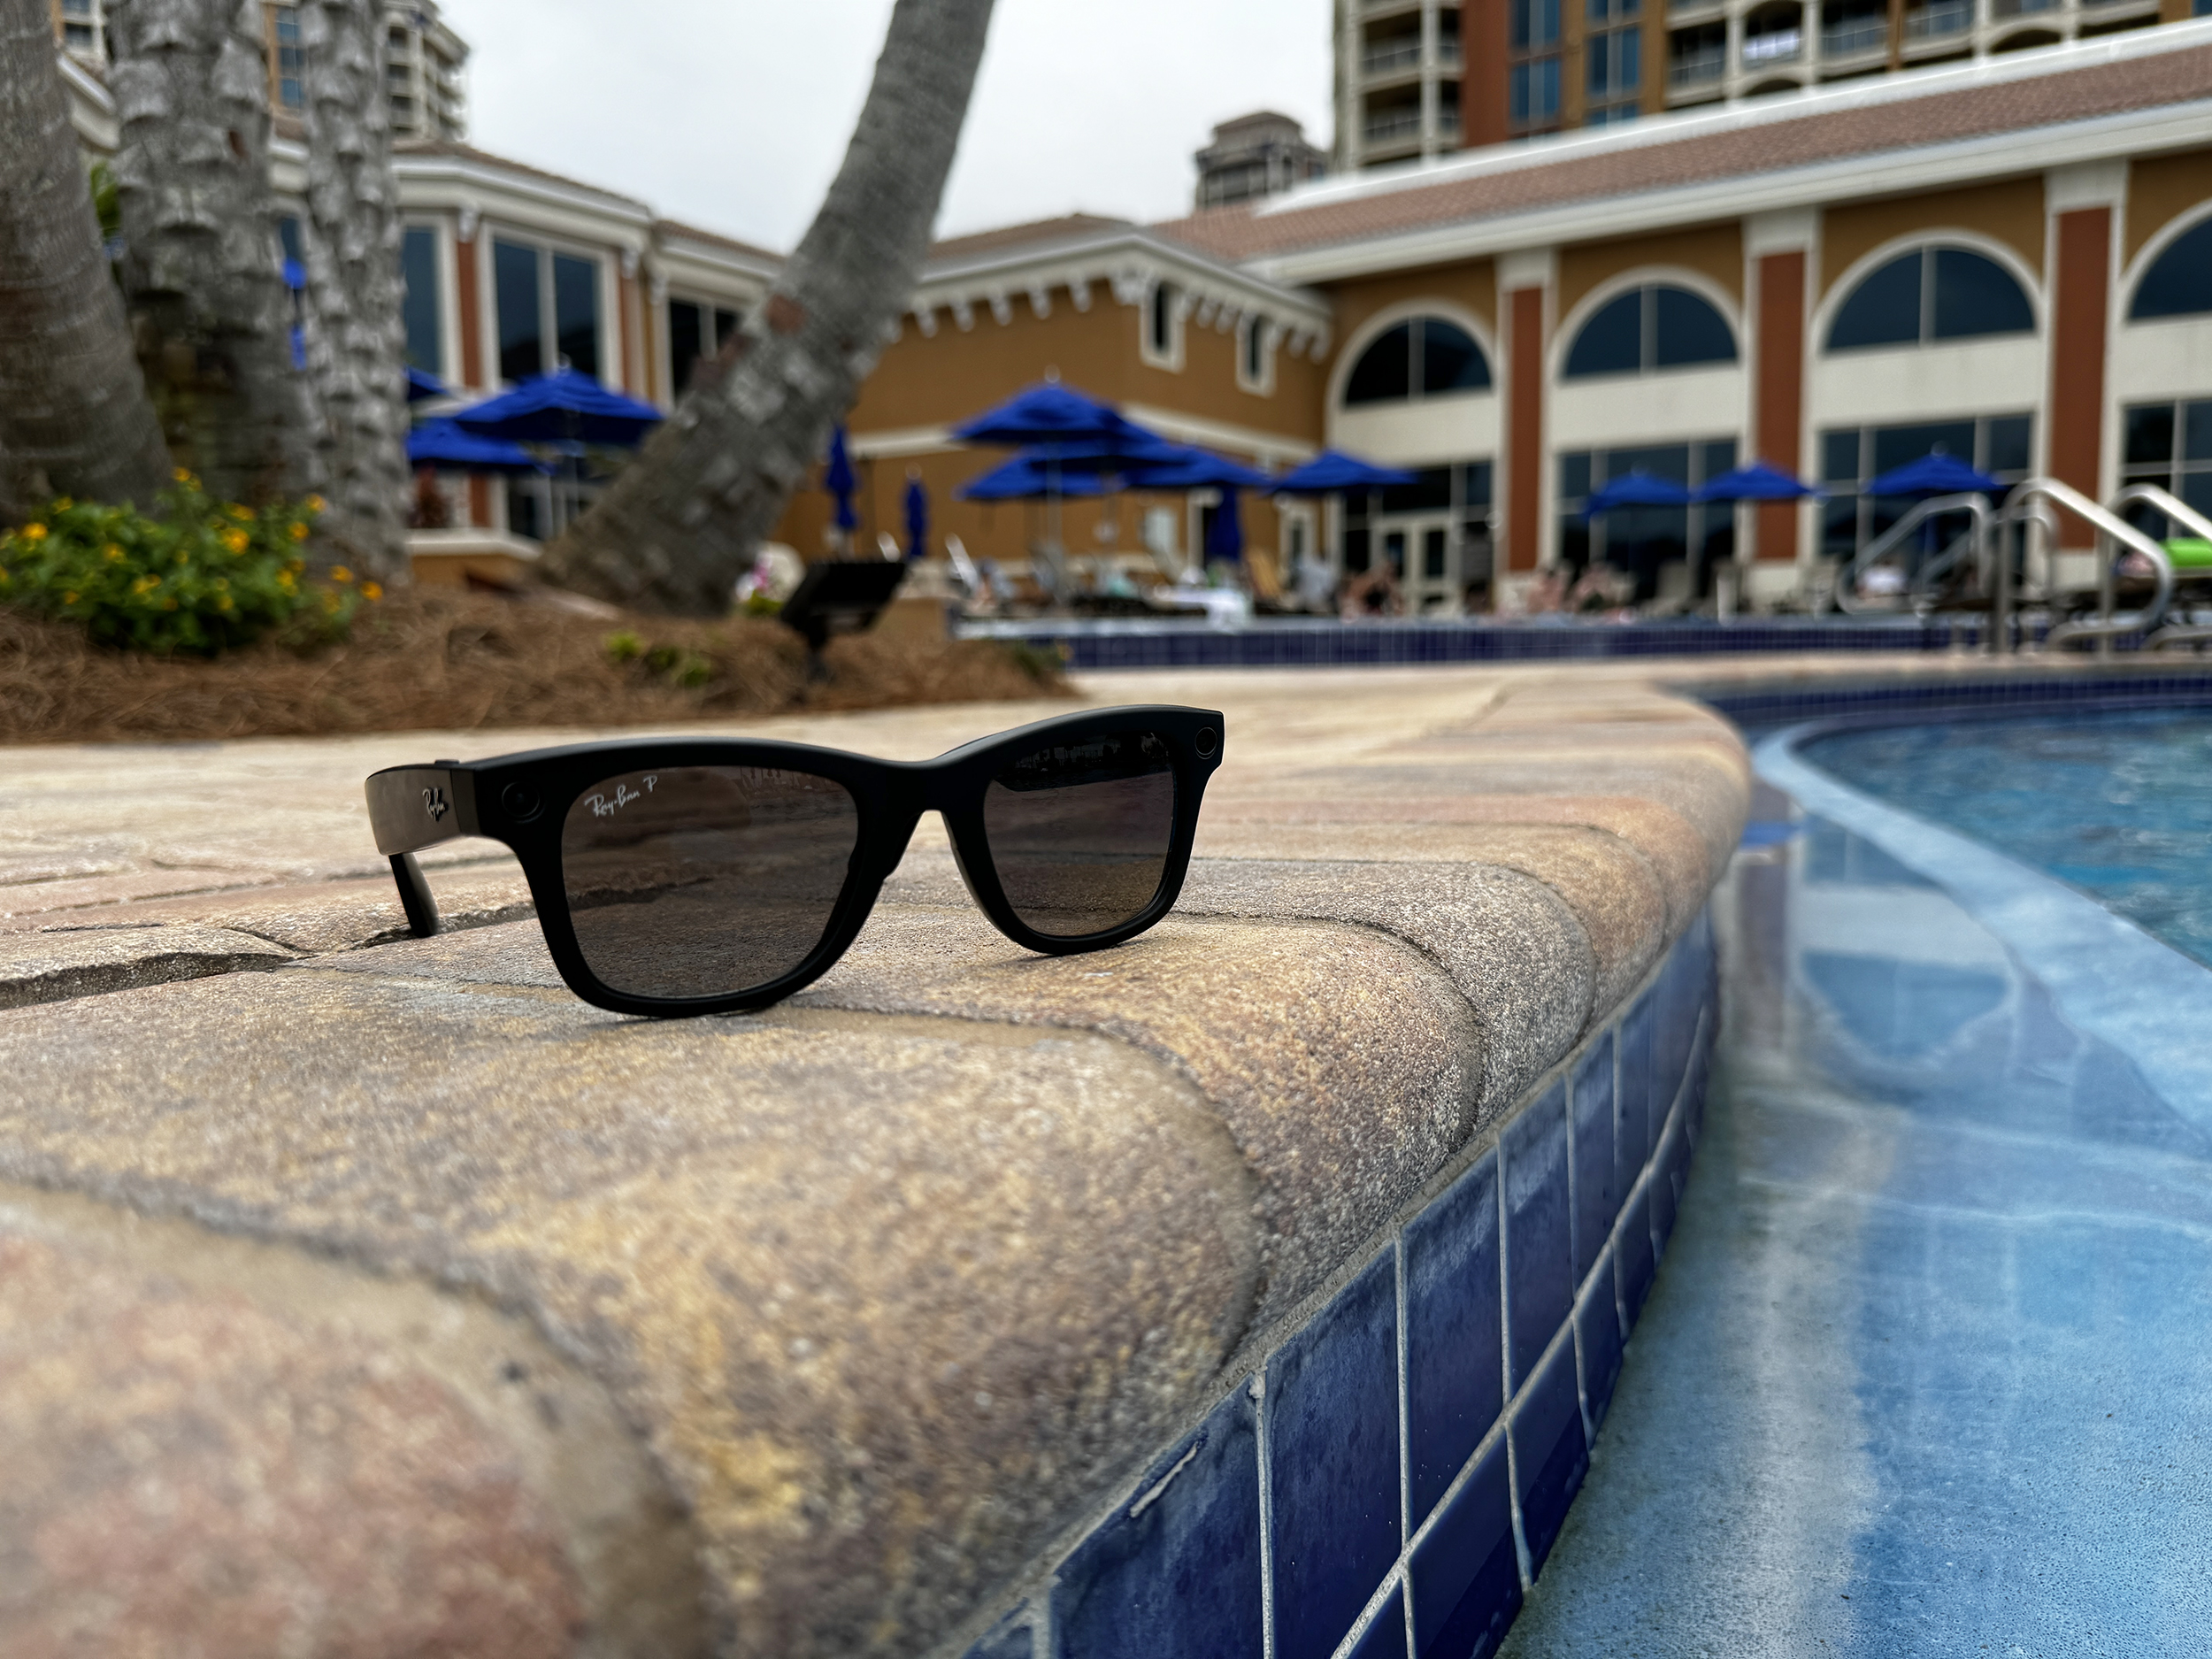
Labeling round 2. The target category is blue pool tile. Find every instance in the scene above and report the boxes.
[1266,1250,1402,1659]
[1648,1110,1682,1260]
[1052,1386,1263,1659]
[1347,1589,1409,1659]
[1408,1433,1519,1659]
[1654,944,1696,1126]
[1614,995,1654,1196]
[1501,1081,1572,1394]
[1403,1149,1502,1525]
[1569,1034,1617,1280]
[1576,1255,1624,1440]
[1511,1338,1589,1580]
[1616,1187,1655,1338]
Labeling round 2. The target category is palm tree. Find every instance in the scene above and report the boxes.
[298,0,410,581]
[107,0,318,507]
[0,0,172,524]
[541,0,998,616]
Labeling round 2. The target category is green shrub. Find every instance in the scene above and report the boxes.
[0,474,373,655]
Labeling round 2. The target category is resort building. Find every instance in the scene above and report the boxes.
[1332,0,2212,159]
[1194,112,1331,210]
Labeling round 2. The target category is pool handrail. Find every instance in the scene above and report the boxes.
[2000,477,2176,651]
[2109,483,2212,651]
[1834,492,1991,616]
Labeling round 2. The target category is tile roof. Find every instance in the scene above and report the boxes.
[927,214,1135,265]
[1152,39,2212,266]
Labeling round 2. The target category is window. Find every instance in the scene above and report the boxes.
[2120,398,2212,532]
[1818,414,2033,562]
[494,239,602,384]
[1337,461,1494,604]
[1586,0,1642,124]
[668,300,706,395]
[1239,315,1273,392]
[1827,246,2035,350]
[1513,0,1562,47]
[1143,280,1183,368]
[1342,316,1493,406]
[274,6,303,110]
[1563,285,1736,379]
[2130,217,2212,321]
[1510,58,1562,125]
[399,225,439,374]
[1557,439,1738,599]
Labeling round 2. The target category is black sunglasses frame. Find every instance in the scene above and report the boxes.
[365,704,1225,1018]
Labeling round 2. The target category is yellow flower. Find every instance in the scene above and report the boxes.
[329,565,352,584]
[304,495,326,514]
[23,524,47,542]
[217,595,234,612]
[361,580,383,602]
[277,570,296,590]
[288,521,309,542]
[221,529,250,554]
[51,496,72,511]
[173,468,192,484]
[104,544,124,563]
[227,503,252,521]
[61,591,78,605]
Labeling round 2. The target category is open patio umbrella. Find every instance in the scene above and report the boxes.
[453,366,663,447]
[1693,460,1821,503]
[1584,471,1694,516]
[956,455,1108,503]
[1867,450,2004,498]
[952,378,1177,562]
[1268,449,1418,495]
[406,417,545,474]
[902,474,930,561]
[406,366,449,403]
[1121,450,1273,493]
[823,425,859,538]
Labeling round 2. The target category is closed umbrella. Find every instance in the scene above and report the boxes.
[902,474,930,561]
[823,425,859,541]
[1867,450,2003,498]
[1205,488,1246,564]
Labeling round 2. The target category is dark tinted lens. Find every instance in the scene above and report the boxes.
[560,765,858,1000]
[982,730,1176,938]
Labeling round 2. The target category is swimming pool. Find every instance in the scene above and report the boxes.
[1804,707,2212,967]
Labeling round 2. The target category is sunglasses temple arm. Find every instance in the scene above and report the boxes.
[365,765,475,939]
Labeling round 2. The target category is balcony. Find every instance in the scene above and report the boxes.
[1743,27,1805,61]
[1820,16,1890,54]
[1903,0,1972,37]
[1670,50,1725,84]
[1363,39,1426,74]
[1363,110,1428,145]
[1993,0,2055,13]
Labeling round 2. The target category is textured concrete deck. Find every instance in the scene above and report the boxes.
[0,663,1763,1655]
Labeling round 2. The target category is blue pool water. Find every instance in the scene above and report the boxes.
[1803,709,2212,965]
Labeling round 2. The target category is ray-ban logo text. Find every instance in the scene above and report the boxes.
[586,775,658,818]
[422,786,449,823]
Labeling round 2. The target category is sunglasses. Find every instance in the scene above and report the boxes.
[364,705,1225,1018]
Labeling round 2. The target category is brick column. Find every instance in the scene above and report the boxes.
[1753,250,1807,564]
[1463,0,1510,148]
[453,227,484,393]
[1501,250,1555,583]
[2047,204,2113,542]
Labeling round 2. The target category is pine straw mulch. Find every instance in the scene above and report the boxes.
[0,588,1071,744]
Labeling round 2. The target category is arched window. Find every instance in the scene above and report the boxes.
[1563,284,1736,379]
[1827,246,2034,350]
[1343,316,1493,405]
[2131,217,2212,322]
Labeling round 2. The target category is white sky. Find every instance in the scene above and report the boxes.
[437,0,1336,252]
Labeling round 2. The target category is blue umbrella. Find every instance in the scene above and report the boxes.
[453,366,663,447]
[1868,451,2004,498]
[406,366,449,403]
[953,380,1160,449]
[902,475,930,561]
[1123,449,1274,492]
[1204,488,1246,563]
[956,456,1109,503]
[1694,459,1821,503]
[406,417,547,475]
[824,425,859,532]
[1269,449,1419,495]
[1585,471,1694,516]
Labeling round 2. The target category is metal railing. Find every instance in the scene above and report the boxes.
[1742,28,1806,61]
[2116,484,2212,651]
[1834,493,1990,616]
[1363,111,1426,144]
[1671,51,1726,83]
[2001,478,2177,653]
[1904,0,1973,36]
[1363,40,1426,74]
[1821,17,1890,53]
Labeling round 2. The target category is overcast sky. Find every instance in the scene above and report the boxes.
[436,0,1335,252]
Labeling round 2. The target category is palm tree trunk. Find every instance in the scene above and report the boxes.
[0,0,173,523]
[298,0,409,581]
[540,0,997,616]
[108,0,317,508]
